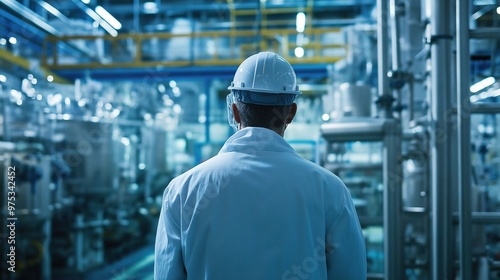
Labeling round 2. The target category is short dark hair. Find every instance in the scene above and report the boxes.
[236,101,292,131]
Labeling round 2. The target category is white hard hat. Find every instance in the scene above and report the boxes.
[228,52,301,105]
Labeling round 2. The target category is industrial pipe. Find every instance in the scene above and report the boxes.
[376,0,393,118]
[430,0,453,279]
[456,0,472,279]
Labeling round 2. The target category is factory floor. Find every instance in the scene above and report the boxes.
[53,243,155,280]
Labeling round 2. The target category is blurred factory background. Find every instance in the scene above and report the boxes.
[0,0,499,279]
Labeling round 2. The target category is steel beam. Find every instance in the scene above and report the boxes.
[457,0,472,279]
[470,28,500,39]
[382,119,404,280]
[430,0,453,279]
[469,103,500,114]
[376,0,392,118]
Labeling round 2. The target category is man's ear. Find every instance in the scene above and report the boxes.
[231,103,241,124]
[286,103,297,124]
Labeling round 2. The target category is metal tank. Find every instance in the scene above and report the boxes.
[402,140,429,209]
[53,119,118,196]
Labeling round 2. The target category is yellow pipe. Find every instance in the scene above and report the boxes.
[48,28,339,41]
[0,48,69,84]
[227,0,235,58]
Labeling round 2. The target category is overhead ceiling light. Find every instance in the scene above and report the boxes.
[0,74,6,83]
[85,7,117,37]
[294,47,304,58]
[39,1,65,19]
[0,38,6,45]
[470,76,495,93]
[81,0,90,4]
[143,2,159,14]
[95,6,122,30]
[497,6,500,14]
[9,37,17,44]
[296,12,306,33]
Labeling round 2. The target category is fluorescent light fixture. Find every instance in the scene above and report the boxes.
[493,88,500,97]
[294,47,304,58]
[85,8,117,37]
[470,88,500,103]
[40,1,65,19]
[470,76,495,93]
[296,12,306,33]
[143,2,159,13]
[9,37,17,44]
[95,6,122,30]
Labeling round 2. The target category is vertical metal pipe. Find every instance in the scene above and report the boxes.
[377,0,392,118]
[133,0,139,32]
[383,120,404,280]
[75,214,84,272]
[389,0,402,71]
[457,0,472,278]
[204,79,211,143]
[2,94,11,142]
[408,77,414,122]
[389,0,403,116]
[189,10,195,64]
[256,0,262,52]
[42,219,52,280]
[430,0,452,279]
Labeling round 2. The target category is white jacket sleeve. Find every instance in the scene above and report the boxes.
[326,190,367,280]
[154,199,187,280]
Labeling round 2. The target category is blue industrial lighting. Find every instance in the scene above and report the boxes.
[296,12,306,33]
[38,1,67,21]
[143,2,159,14]
[470,77,496,93]
[0,8,79,57]
[95,5,122,30]
[84,7,118,36]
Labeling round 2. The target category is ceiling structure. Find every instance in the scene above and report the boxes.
[0,0,378,80]
[0,0,499,81]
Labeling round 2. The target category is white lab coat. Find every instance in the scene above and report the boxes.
[154,127,366,280]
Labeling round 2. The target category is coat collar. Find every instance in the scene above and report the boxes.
[218,127,296,154]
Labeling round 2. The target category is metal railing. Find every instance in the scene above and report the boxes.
[42,28,346,70]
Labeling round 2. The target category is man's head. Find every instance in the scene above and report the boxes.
[227,52,301,136]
